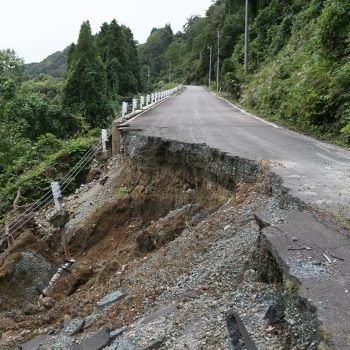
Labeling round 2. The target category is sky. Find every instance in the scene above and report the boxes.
[0,0,213,63]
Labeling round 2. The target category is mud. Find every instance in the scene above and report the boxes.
[0,131,324,349]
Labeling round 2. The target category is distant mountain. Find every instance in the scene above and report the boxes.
[26,47,69,78]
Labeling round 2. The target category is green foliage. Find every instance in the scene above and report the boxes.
[0,134,96,219]
[0,18,142,224]
[0,49,24,83]
[3,94,77,140]
[241,0,350,141]
[26,48,69,78]
[222,72,241,97]
[20,74,63,102]
[286,279,298,298]
[0,121,30,167]
[118,186,131,195]
[138,24,175,89]
[144,0,350,144]
[0,49,25,103]
[63,21,111,127]
[97,20,141,97]
[318,0,350,59]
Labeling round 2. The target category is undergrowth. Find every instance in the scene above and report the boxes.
[0,133,97,222]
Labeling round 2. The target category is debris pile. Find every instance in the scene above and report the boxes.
[0,134,328,350]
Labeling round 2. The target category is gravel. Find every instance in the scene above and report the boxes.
[13,136,322,350]
[13,251,52,302]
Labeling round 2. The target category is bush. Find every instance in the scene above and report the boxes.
[240,0,350,143]
[0,134,97,221]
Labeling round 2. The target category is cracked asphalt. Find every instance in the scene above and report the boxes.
[129,86,350,218]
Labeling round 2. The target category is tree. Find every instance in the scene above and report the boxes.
[97,20,140,97]
[63,21,110,127]
[318,0,350,59]
[120,26,141,93]
[138,24,174,82]
[0,49,25,102]
[0,49,24,83]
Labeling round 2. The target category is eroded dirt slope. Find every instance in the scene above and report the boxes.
[0,133,322,350]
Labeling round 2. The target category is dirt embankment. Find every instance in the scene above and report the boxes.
[0,131,323,350]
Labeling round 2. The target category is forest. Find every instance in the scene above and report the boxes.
[0,0,349,221]
[138,0,350,143]
[0,20,141,221]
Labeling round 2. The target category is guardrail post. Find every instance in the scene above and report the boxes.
[51,181,62,211]
[132,98,137,115]
[101,129,108,152]
[140,96,145,109]
[101,129,110,174]
[146,95,150,107]
[122,102,128,118]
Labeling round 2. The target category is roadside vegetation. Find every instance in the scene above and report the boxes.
[137,0,350,145]
[0,20,141,221]
[1,0,349,221]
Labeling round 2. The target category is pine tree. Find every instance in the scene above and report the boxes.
[97,20,140,96]
[120,26,141,94]
[63,21,110,127]
[97,20,123,98]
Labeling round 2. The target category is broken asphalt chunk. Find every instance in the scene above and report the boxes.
[96,290,126,308]
[140,337,166,350]
[109,326,127,341]
[141,305,176,325]
[72,329,110,350]
[21,334,51,350]
[226,312,257,350]
[61,318,85,336]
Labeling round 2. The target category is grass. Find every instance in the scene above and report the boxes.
[118,187,131,195]
[286,279,298,299]
[215,90,350,149]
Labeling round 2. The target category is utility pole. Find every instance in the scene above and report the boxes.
[217,28,220,92]
[208,44,212,88]
[148,54,152,92]
[169,61,172,84]
[244,0,249,76]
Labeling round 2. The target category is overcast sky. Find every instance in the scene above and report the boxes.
[0,0,213,63]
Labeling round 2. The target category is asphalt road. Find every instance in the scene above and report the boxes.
[129,86,350,218]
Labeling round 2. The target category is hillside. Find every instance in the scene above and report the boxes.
[1,2,350,349]
[0,20,141,223]
[26,48,68,78]
[138,0,350,144]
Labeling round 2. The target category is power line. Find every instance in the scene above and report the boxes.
[0,85,182,249]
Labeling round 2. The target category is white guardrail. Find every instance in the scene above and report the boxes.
[0,85,182,250]
[121,85,182,119]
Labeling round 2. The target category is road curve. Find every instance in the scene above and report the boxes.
[129,86,350,218]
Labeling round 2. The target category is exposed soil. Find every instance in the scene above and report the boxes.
[0,132,322,350]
